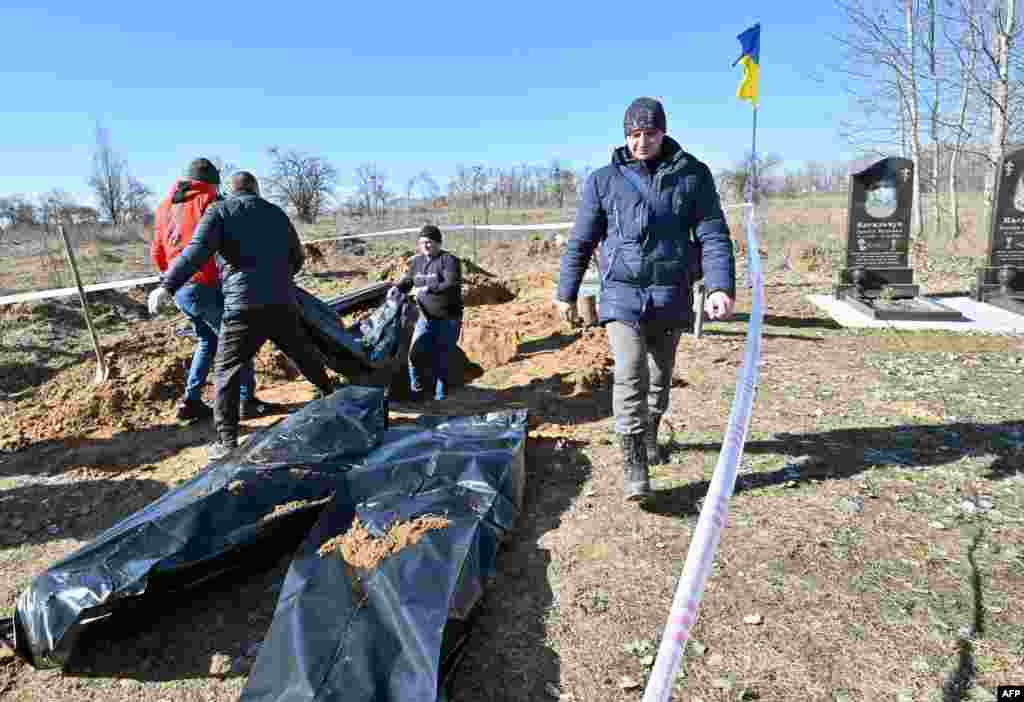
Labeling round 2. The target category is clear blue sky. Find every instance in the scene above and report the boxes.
[1,1,850,207]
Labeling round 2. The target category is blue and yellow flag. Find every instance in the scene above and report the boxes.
[733,23,760,106]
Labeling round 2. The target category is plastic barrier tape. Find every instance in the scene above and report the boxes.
[2,203,750,307]
[642,201,763,702]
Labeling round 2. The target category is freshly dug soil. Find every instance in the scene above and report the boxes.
[260,494,334,522]
[459,323,519,370]
[317,515,451,570]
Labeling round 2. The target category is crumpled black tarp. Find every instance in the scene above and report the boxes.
[11,385,390,669]
[295,286,406,377]
[240,410,527,702]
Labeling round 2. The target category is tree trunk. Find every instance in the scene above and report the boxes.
[906,0,925,241]
[950,5,979,241]
[928,0,942,241]
[984,0,1016,215]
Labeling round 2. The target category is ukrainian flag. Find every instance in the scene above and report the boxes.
[733,23,760,106]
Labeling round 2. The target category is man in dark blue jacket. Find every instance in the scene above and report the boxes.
[150,171,335,460]
[556,97,736,501]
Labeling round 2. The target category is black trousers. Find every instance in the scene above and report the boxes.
[214,305,332,440]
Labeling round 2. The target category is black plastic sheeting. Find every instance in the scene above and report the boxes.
[240,410,526,702]
[11,385,390,669]
[295,286,406,377]
[8,395,528,701]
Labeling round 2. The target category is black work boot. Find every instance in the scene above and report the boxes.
[176,396,213,423]
[621,432,651,502]
[240,397,287,419]
[646,415,663,465]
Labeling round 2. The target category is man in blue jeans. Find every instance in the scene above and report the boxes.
[151,159,280,422]
[388,225,463,401]
[174,283,267,420]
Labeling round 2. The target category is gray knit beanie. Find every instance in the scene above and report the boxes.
[623,97,667,136]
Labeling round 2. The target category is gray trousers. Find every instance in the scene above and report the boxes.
[606,321,684,435]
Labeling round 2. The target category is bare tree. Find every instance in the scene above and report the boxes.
[354,163,389,217]
[210,157,238,193]
[415,171,440,201]
[902,0,926,238]
[38,190,77,228]
[947,0,983,237]
[89,125,128,226]
[265,147,338,224]
[718,152,782,202]
[985,0,1018,208]
[125,177,154,222]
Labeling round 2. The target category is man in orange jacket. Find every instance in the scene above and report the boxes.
[151,158,281,422]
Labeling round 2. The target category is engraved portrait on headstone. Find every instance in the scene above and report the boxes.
[864,180,897,220]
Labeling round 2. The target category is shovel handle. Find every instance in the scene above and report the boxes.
[58,224,109,382]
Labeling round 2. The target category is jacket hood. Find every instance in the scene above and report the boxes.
[612,135,687,170]
[169,178,220,205]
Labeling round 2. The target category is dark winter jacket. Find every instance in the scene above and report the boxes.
[161,193,305,312]
[557,136,735,327]
[396,252,463,319]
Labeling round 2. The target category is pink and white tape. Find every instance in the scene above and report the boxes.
[641,201,765,702]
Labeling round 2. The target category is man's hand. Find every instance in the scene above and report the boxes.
[386,285,402,302]
[148,287,171,316]
[413,286,428,297]
[704,291,735,320]
[554,299,579,326]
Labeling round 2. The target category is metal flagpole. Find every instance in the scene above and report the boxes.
[749,105,758,204]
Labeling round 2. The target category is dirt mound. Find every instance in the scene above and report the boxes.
[557,326,613,392]
[463,275,516,306]
[461,260,495,277]
[317,514,450,570]
[254,347,301,381]
[0,329,192,451]
[506,271,556,299]
[460,323,520,370]
[373,251,416,282]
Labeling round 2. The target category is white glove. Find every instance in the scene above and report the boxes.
[148,287,171,316]
[413,286,428,297]
[386,285,402,302]
[554,299,579,326]
[704,291,735,320]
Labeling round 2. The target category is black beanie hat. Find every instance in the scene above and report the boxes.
[187,158,221,185]
[623,97,667,137]
[420,224,442,243]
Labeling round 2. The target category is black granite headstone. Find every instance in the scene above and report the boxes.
[837,157,915,293]
[834,157,964,321]
[975,146,1024,314]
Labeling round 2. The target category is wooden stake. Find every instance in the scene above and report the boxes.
[58,224,109,383]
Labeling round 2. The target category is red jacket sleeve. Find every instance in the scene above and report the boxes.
[151,202,170,272]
